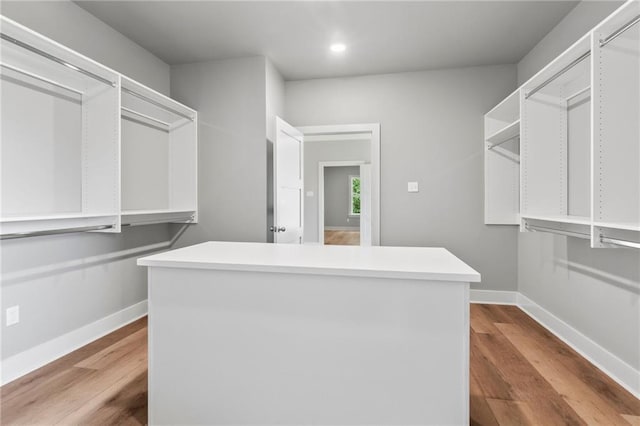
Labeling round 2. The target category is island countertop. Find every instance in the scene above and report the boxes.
[137,241,481,282]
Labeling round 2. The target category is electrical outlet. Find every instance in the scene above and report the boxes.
[407,182,419,193]
[6,305,19,326]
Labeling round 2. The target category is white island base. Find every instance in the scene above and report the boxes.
[138,242,481,425]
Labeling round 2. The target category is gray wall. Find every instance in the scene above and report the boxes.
[1,0,172,360]
[303,140,370,243]
[1,0,170,95]
[286,65,519,291]
[516,1,639,371]
[266,59,285,144]
[325,166,360,229]
[170,56,268,246]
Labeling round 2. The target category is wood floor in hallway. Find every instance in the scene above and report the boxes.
[324,230,360,245]
[1,305,638,425]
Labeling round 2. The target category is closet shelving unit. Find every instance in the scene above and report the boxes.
[0,16,121,237]
[520,34,592,238]
[120,77,198,226]
[0,16,199,239]
[484,89,520,225]
[485,0,640,249]
[591,0,640,248]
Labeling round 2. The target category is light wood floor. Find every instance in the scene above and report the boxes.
[1,318,148,425]
[2,305,638,425]
[324,230,360,245]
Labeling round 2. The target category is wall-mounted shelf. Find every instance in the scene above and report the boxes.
[120,76,198,224]
[122,210,196,226]
[593,222,640,233]
[521,214,591,226]
[0,16,121,237]
[0,16,199,239]
[591,0,640,247]
[521,33,592,234]
[486,119,520,148]
[484,89,520,225]
[485,1,639,249]
[0,213,118,237]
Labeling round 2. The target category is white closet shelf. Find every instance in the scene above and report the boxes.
[484,88,520,225]
[1,17,198,238]
[486,119,520,147]
[1,212,116,222]
[121,209,196,226]
[0,213,117,236]
[521,214,591,226]
[593,222,640,232]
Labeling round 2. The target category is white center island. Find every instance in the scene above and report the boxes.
[138,242,481,425]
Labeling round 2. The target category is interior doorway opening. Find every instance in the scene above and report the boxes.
[320,163,364,246]
[299,123,380,246]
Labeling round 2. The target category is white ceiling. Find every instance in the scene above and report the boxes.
[75,1,578,81]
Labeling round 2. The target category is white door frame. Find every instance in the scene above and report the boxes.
[318,161,366,245]
[298,123,381,245]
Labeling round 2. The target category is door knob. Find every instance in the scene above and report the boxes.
[269,226,286,233]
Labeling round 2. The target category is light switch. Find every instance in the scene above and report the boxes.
[6,306,19,326]
[407,182,419,193]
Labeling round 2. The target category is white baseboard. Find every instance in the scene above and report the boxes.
[4,292,638,400]
[516,293,640,399]
[1,300,148,386]
[471,289,639,399]
[470,289,518,305]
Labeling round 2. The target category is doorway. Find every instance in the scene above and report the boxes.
[319,162,365,246]
[298,123,380,246]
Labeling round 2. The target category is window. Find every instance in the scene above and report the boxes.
[349,175,360,216]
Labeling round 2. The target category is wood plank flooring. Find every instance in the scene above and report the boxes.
[1,305,638,425]
[470,304,640,425]
[1,317,148,425]
[324,230,360,245]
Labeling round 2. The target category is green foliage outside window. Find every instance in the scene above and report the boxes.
[351,176,361,215]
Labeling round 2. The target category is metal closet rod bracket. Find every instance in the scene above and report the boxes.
[0,33,116,88]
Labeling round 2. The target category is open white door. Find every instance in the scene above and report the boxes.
[273,117,304,244]
[359,164,372,246]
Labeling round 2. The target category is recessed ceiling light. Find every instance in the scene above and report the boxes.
[330,43,346,53]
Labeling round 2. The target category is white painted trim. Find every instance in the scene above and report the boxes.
[298,123,378,136]
[318,160,365,245]
[1,300,148,386]
[517,293,640,399]
[299,123,381,246]
[469,289,640,398]
[305,133,371,142]
[325,226,359,231]
[470,289,519,305]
